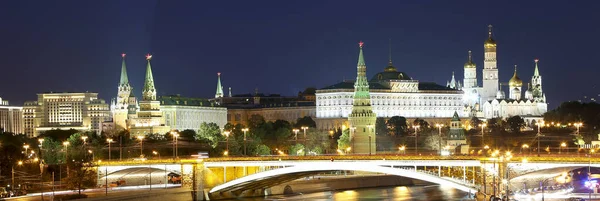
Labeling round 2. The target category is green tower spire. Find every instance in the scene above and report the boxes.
[142,54,156,101]
[533,59,540,76]
[119,53,129,85]
[348,41,376,155]
[215,72,224,98]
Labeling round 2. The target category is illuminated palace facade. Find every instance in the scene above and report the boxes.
[316,49,464,129]
[316,25,548,129]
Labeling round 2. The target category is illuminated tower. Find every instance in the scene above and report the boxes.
[348,41,376,154]
[463,51,477,89]
[215,72,224,98]
[482,25,499,101]
[130,54,170,135]
[508,65,523,100]
[112,53,131,130]
[531,59,544,102]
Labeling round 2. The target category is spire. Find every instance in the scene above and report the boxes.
[383,39,397,72]
[450,71,456,89]
[228,87,232,97]
[357,41,365,66]
[488,25,493,38]
[484,24,496,45]
[533,59,540,76]
[142,54,157,101]
[509,65,523,87]
[451,111,461,121]
[215,73,224,98]
[119,53,129,85]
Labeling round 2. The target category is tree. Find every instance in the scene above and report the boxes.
[196,122,223,148]
[507,116,526,133]
[423,131,444,151]
[179,129,197,141]
[375,118,388,135]
[41,138,65,165]
[254,145,271,156]
[248,114,266,129]
[295,116,316,128]
[470,117,482,130]
[304,128,329,155]
[413,118,430,129]
[288,144,305,156]
[63,158,96,195]
[487,118,506,132]
[337,129,351,150]
[387,116,408,136]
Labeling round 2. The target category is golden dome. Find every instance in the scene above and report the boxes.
[509,65,523,87]
[484,25,496,46]
[464,50,476,68]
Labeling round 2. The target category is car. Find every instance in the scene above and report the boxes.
[0,187,8,198]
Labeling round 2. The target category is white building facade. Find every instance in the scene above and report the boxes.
[159,95,227,131]
[0,98,24,134]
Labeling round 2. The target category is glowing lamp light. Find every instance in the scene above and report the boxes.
[441,150,450,156]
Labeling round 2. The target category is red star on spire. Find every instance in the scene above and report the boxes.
[534,59,539,63]
[359,41,364,48]
[146,54,152,60]
[121,53,126,58]
[217,72,221,76]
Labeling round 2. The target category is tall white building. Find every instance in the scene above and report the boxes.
[23,92,110,136]
[0,97,24,134]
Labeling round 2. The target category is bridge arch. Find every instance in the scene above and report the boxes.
[209,162,478,194]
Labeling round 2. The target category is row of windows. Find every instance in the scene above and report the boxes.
[318,100,462,107]
[318,95,460,100]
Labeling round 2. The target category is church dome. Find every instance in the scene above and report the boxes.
[509,66,523,87]
[464,51,476,68]
[484,37,496,46]
[384,63,397,72]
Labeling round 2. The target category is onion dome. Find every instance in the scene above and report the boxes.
[496,90,505,99]
[509,65,523,87]
[464,50,476,68]
[524,83,533,100]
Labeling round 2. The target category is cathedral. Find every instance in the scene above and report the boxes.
[454,25,547,125]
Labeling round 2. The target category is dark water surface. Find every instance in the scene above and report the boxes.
[238,185,473,201]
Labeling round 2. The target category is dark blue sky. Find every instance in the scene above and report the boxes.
[1,1,599,109]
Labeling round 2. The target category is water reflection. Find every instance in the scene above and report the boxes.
[244,185,470,201]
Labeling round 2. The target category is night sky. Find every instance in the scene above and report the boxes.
[1,1,599,109]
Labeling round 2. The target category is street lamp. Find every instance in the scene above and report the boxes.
[480,123,487,149]
[137,135,145,158]
[560,142,567,154]
[170,131,179,159]
[575,122,583,135]
[106,138,113,160]
[521,144,529,155]
[223,131,231,154]
[293,129,299,141]
[350,126,356,154]
[152,150,160,160]
[81,136,88,146]
[399,146,406,155]
[62,141,69,159]
[435,124,444,155]
[301,126,308,139]
[241,128,249,156]
[23,144,30,158]
[536,121,545,157]
[345,147,351,154]
[367,124,374,155]
[88,150,94,161]
[412,125,420,154]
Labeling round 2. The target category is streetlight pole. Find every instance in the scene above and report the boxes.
[368,135,372,156]
[293,129,299,142]
[413,125,420,154]
[436,124,443,155]
[350,127,356,154]
[223,131,230,154]
[137,136,145,158]
[242,128,249,156]
[536,121,544,157]
[367,124,374,155]
[153,150,160,160]
[106,138,113,160]
[480,123,486,149]
[170,132,179,159]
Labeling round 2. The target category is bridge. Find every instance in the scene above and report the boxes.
[95,155,600,200]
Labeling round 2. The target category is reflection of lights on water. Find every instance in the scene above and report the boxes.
[333,190,358,200]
